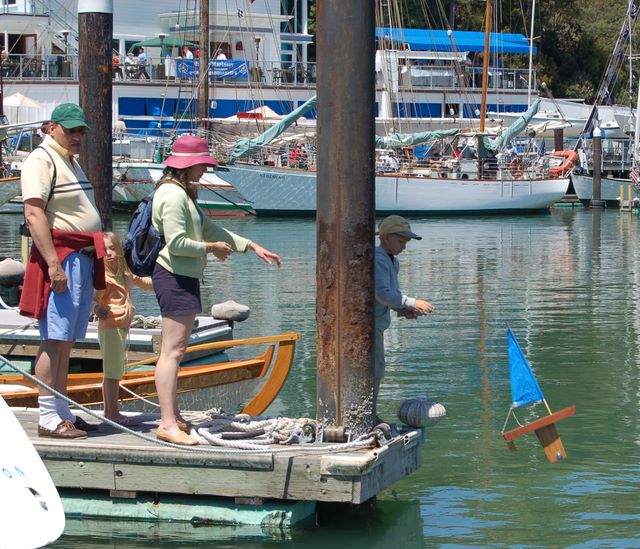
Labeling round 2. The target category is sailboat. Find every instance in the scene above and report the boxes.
[214,1,571,216]
[501,328,576,463]
[571,0,640,206]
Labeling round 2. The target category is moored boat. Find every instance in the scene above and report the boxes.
[112,160,254,216]
[571,173,638,206]
[0,176,20,208]
[217,162,570,216]
[0,332,301,414]
[0,305,233,371]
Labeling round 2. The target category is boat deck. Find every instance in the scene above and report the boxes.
[0,308,232,368]
[12,408,423,505]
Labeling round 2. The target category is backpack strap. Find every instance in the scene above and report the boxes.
[33,146,58,208]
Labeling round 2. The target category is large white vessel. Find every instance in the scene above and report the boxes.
[217,162,570,216]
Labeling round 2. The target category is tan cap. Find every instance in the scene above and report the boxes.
[377,215,421,240]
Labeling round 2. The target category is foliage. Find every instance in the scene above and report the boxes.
[307,0,639,103]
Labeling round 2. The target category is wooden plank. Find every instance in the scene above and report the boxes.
[45,460,116,490]
[502,405,576,441]
[535,423,567,463]
[355,431,423,503]
[15,409,423,504]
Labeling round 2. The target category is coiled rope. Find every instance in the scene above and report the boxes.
[129,315,162,329]
[0,353,388,454]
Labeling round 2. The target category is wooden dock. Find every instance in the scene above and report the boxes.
[13,408,423,525]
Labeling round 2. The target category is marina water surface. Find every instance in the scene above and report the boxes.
[2,210,639,548]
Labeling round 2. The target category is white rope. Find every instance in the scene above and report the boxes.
[129,315,162,329]
[116,382,160,407]
[0,353,388,454]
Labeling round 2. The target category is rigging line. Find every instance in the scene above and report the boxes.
[198,180,257,216]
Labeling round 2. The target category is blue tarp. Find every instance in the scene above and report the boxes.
[376,28,535,55]
[507,329,545,409]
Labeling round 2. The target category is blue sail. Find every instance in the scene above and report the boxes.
[507,328,545,409]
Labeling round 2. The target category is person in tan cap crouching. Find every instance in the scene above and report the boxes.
[374,215,434,406]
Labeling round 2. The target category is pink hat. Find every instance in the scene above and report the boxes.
[163,135,219,169]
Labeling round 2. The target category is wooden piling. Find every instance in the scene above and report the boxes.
[590,127,605,209]
[78,0,113,230]
[315,1,376,436]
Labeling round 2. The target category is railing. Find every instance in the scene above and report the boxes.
[1,53,534,93]
[397,65,534,91]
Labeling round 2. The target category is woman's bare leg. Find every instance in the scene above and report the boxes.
[155,314,195,435]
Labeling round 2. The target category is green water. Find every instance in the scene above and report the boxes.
[2,210,639,548]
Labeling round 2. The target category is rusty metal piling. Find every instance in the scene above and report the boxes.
[78,0,113,230]
[315,1,376,436]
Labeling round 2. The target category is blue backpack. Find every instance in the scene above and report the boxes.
[123,190,164,277]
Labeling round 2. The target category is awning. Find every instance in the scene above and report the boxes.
[376,28,535,55]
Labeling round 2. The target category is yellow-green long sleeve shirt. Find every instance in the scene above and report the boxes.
[151,180,251,279]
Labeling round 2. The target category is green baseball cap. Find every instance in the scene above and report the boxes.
[50,103,89,129]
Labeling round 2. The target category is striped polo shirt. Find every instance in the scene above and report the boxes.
[21,134,101,233]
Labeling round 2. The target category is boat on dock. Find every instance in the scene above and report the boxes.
[0,305,233,370]
[0,332,301,414]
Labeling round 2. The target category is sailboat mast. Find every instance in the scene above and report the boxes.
[479,0,492,132]
[198,0,210,127]
[527,0,536,108]
[633,75,640,162]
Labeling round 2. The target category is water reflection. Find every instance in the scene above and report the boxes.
[2,210,640,546]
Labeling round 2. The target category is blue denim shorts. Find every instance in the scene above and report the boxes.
[39,252,95,341]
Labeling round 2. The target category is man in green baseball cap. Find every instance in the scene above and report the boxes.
[49,102,89,129]
[20,100,102,439]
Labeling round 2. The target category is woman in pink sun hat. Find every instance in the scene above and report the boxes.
[151,134,282,446]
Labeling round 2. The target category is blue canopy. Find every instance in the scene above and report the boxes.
[507,328,545,409]
[376,28,535,55]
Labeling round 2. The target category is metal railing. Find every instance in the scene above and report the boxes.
[2,53,535,93]
[397,65,534,91]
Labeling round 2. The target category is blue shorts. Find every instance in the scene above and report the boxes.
[39,252,95,341]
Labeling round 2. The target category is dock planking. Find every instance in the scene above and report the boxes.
[13,408,423,505]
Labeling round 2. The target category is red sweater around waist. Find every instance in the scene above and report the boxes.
[19,230,106,320]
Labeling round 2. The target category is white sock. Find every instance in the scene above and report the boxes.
[55,397,76,422]
[38,396,62,430]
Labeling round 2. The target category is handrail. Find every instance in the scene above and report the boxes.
[126,331,302,368]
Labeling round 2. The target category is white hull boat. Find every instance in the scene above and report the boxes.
[113,161,253,216]
[0,307,233,371]
[216,163,570,216]
[0,177,21,208]
[571,174,639,205]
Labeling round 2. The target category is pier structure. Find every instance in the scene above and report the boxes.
[14,409,423,529]
[9,0,426,531]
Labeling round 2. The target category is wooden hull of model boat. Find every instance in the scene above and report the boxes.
[0,332,301,415]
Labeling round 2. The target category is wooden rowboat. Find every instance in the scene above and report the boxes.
[0,332,301,415]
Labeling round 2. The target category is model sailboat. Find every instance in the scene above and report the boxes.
[501,328,576,463]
